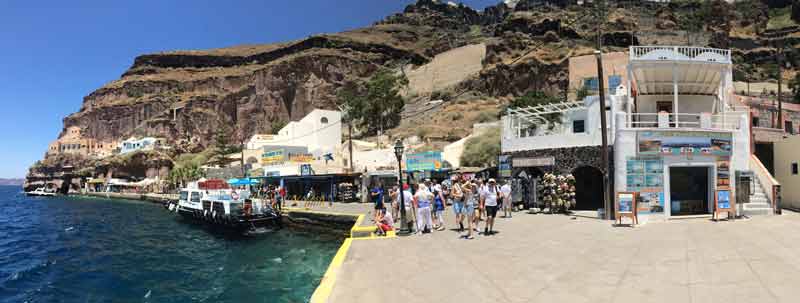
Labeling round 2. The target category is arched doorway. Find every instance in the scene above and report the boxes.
[572,166,604,211]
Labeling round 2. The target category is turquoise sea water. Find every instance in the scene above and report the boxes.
[0,186,342,303]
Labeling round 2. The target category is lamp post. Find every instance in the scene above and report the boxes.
[394,139,411,235]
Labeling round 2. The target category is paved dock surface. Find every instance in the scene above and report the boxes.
[327,210,800,303]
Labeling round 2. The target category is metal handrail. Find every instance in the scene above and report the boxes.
[630,46,731,63]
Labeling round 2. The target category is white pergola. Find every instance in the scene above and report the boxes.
[627,46,733,125]
[507,100,586,137]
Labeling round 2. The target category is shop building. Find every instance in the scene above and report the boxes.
[503,46,779,219]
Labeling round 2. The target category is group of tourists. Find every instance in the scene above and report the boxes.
[372,175,513,239]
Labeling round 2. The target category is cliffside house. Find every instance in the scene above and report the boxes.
[46,126,118,158]
[118,137,166,154]
[502,46,779,220]
[245,109,342,158]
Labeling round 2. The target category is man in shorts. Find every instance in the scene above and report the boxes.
[480,178,500,235]
[450,175,466,232]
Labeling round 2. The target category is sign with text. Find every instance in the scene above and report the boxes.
[512,156,554,168]
[288,153,314,163]
[261,149,284,165]
[638,131,732,157]
[405,152,443,172]
[498,155,512,177]
[616,192,639,225]
[714,189,734,220]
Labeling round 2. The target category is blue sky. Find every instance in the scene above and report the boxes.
[0,0,500,178]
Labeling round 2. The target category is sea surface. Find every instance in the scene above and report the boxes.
[0,186,342,303]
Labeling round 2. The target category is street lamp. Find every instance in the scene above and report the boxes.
[394,139,411,235]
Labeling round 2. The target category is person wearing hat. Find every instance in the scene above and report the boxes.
[480,178,500,235]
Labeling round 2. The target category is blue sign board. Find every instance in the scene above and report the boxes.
[406,152,443,172]
[717,190,731,210]
[498,155,511,177]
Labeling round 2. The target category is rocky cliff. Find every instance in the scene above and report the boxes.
[29,0,800,186]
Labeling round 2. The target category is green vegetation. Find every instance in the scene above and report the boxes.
[505,91,562,125]
[270,119,287,132]
[168,151,209,188]
[768,7,797,30]
[460,127,500,167]
[475,110,497,123]
[207,126,242,168]
[336,69,408,136]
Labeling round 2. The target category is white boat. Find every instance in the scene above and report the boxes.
[168,185,281,232]
[26,187,57,197]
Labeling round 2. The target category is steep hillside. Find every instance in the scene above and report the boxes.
[29,0,800,184]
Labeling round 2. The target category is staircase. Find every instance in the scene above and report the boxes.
[742,176,773,216]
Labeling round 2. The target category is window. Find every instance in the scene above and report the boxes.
[785,121,793,134]
[752,117,760,127]
[320,117,328,124]
[793,162,798,175]
[573,120,585,133]
[190,192,201,203]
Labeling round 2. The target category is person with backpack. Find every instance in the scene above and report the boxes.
[480,178,501,235]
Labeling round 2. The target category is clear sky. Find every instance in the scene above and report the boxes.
[0,0,500,178]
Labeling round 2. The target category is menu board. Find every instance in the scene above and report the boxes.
[618,193,635,213]
[716,190,731,210]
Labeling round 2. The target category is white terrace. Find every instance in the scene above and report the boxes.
[502,46,749,154]
[624,46,746,131]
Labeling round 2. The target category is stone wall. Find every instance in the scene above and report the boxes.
[506,145,612,175]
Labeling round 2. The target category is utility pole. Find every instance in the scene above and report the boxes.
[595,50,611,221]
[348,122,354,173]
[777,42,784,130]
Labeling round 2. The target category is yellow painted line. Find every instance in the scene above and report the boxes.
[309,238,353,303]
[309,210,398,302]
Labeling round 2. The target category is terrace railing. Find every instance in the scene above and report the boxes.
[624,112,745,131]
[630,46,731,64]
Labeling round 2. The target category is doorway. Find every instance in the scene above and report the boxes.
[572,166,604,211]
[754,143,774,175]
[669,167,710,216]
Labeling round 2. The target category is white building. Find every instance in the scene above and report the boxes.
[502,46,775,220]
[246,109,342,157]
[119,137,163,154]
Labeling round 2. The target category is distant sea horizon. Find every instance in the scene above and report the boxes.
[0,178,24,186]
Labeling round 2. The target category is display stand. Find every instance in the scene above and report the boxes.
[615,192,638,225]
[713,189,735,221]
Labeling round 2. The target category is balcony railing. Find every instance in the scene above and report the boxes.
[630,46,731,64]
[623,112,745,131]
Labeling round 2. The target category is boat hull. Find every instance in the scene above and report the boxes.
[175,206,282,232]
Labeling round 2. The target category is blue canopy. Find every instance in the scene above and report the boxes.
[227,178,259,186]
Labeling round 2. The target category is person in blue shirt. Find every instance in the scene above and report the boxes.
[371,182,384,222]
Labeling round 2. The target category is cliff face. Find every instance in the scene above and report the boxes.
[65,35,426,152]
[32,0,799,183]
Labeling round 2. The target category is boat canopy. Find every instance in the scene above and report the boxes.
[227,178,259,186]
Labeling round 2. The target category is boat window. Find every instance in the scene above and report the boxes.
[180,191,188,201]
[190,192,201,203]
